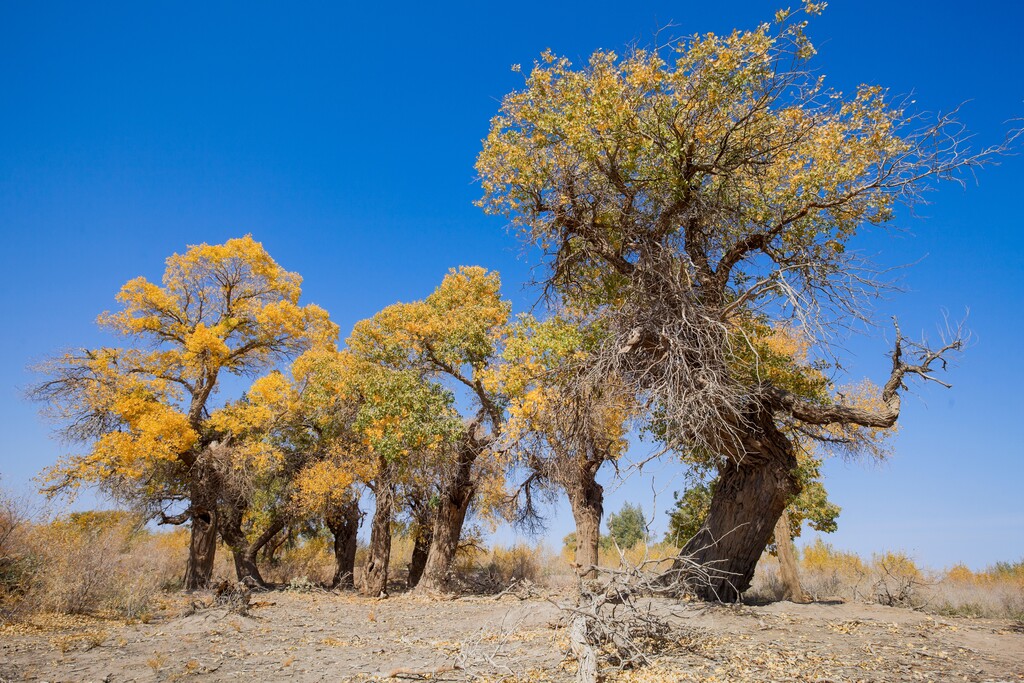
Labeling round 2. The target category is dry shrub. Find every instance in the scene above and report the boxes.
[261,535,334,586]
[454,543,555,590]
[746,541,1023,620]
[871,550,925,607]
[600,539,680,570]
[1,490,35,612]
[746,554,786,602]
[930,560,1024,620]
[798,538,870,600]
[388,531,416,584]
[14,512,186,619]
[558,539,681,581]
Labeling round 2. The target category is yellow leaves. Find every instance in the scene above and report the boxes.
[184,322,231,369]
[99,235,337,386]
[477,6,916,313]
[33,236,341,500]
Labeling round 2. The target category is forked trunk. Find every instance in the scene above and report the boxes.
[184,505,218,590]
[263,528,288,564]
[220,501,268,587]
[408,524,433,588]
[415,442,477,594]
[247,518,285,567]
[567,475,603,579]
[327,498,360,589]
[674,410,800,602]
[774,508,809,603]
[360,481,394,597]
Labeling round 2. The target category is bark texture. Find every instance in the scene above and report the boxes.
[675,409,800,602]
[360,480,394,597]
[327,499,360,589]
[774,508,809,602]
[184,504,218,590]
[567,476,603,579]
[408,524,433,588]
[415,423,490,594]
[219,500,269,587]
[184,462,220,590]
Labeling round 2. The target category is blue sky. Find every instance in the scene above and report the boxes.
[1,1,1021,570]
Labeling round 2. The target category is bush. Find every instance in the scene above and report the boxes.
[453,543,555,590]
[0,499,188,622]
[871,551,925,608]
[17,514,181,618]
[262,535,334,586]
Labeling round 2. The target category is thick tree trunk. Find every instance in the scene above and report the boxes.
[566,475,603,579]
[415,443,477,594]
[408,523,434,588]
[360,481,394,597]
[673,411,800,602]
[218,501,268,587]
[327,498,360,589]
[184,505,218,590]
[774,508,809,603]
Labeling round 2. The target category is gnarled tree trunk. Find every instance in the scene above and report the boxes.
[674,410,800,602]
[360,480,394,597]
[774,508,809,602]
[184,504,218,590]
[566,475,603,579]
[408,523,433,588]
[415,439,478,594]
[327,498,360,589]
[184,467,219,590]
[219,500,268,587]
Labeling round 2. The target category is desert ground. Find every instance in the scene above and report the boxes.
[2,589,1022,683]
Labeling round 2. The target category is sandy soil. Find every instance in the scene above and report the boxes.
[1,590,1022,682]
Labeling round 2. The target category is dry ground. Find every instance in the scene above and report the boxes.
[1,590,1022,682]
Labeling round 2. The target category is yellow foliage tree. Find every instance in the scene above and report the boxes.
[348,266,512,593]
[499,312,632,577]
[31,235,336,588]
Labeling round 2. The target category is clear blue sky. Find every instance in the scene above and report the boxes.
[1,1,1021,570]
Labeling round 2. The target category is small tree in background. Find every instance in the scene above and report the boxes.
[605,502,647,551]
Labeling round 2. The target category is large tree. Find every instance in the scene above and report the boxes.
[31,236,335,589]
[476,7,1000,600]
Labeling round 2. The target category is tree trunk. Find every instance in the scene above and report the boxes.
[566,475,603,579]
[247,518,285,566]
[263,527,288,564]
[415,441,477,594]
[219,501,268,587]
[673,411,800,602]
[184,505,218,590]
[360,481,394,597]
[408,524,433,588]
[774,508,809,603]
[327,498,360,589]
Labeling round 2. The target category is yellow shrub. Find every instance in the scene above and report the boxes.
[801,538,866,575]
[945,563,976,583]
[872,551,921,580]
[264,536,333,585]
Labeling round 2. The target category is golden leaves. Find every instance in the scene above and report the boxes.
[33,236,340,500]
